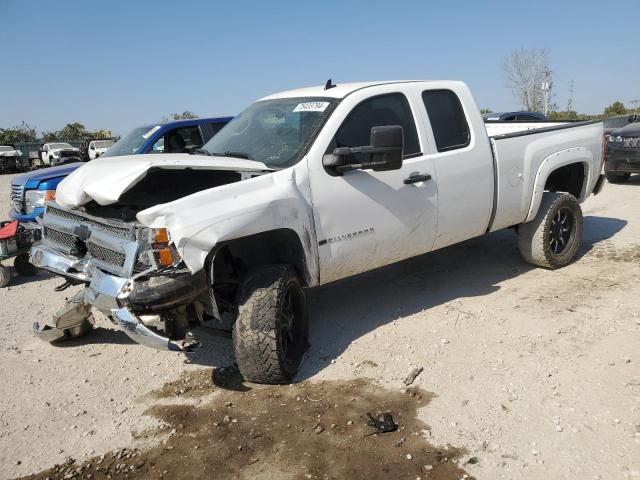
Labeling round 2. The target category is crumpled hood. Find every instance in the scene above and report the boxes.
[55,153,272,209]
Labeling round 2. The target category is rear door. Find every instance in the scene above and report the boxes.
[417,86,494,249]
[308,85,438,284]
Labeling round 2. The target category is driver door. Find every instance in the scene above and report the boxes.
[308,89,438,284]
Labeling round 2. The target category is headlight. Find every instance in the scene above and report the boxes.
[24,190,56,214]
[137,227,181,269]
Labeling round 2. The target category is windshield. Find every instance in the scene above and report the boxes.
[101,126,156,157]
[0,146,12,152]
[604,116,632,129]
[50,143,72,149]
[202,97,338,168]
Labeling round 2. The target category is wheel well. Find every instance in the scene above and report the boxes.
[208,229,309,317]
[544,163,585,198]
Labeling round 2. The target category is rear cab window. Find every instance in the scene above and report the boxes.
[421,90,470,152]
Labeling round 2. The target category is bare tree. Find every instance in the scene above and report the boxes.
[502,48,551,112]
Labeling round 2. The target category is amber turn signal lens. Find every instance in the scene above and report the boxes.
[44,190,56,202]
[157,248,173,266]
[153,228,170,244]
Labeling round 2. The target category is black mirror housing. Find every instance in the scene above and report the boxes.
[325,125,404,175]
[369,125,403,171]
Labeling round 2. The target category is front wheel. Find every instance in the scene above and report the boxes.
[605,172,630,183]
[518,192,583,269]
[233,264,309,384]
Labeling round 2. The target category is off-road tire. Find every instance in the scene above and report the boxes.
[605,172,630,184]
[0,264,10,288]
[233,264,309,384]
[518,192,583,269]
[14,253,38,276]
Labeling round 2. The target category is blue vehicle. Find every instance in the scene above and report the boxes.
[9,116,232,223]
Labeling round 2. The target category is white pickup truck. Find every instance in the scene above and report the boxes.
[30,80,605,384]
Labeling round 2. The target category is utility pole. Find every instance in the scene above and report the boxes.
[541,70,551,116]
[567,80,574,113]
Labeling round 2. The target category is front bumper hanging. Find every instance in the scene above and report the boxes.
[30,242,202,351]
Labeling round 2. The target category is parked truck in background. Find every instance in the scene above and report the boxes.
[9,117,232,224]
[30,80,604,384]
[604,120,640,183]
[35,143,82,168]
[0,145,27,173]
[82,139,115,160]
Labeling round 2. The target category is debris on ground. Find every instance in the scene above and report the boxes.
[366,412,398,435]
[403,366,424,386]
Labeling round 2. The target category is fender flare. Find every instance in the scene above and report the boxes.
[524,146,593,223]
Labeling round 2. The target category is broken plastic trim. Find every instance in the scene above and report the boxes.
[111,307,199,352]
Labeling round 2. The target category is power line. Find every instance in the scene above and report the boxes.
[567,80,574,112]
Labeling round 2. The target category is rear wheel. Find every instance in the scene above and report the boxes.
[518,192,583,269]
[0,264,10,288]
[605,172,630,183]
[14,254,38,276]
[233,264,309,384]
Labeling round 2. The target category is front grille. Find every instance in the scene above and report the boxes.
[10,184,24,213]
[46,206,131,238]
[623,137,640,149]
[44,226,77,249]
[87,242,126,267]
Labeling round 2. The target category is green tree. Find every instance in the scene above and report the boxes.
[171,111,198,120]
[0,122,37,144]
[603,101,628,117]
[42,123,112,142]
[480,108,493,114]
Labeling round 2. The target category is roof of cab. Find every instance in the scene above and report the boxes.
[138,116,234,130]
[259,80,444,101]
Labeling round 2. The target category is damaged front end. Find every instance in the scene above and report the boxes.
[30,202,211,351]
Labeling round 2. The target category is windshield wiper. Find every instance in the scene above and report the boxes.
[210,151,253,160]
[191,148,211,156]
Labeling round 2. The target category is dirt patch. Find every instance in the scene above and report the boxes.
[20,369,473,480]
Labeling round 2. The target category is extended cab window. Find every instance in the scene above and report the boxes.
[422,90,470,152]
[334,93,420,156]
[153,126,203,154]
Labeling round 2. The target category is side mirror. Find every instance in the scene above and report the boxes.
[369,125,404,172]
[323,125,404,175]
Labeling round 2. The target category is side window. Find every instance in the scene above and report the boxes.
[422,90,470,152]
[333,93,420,156]
[164,126,203,153]
[200,122,227,143]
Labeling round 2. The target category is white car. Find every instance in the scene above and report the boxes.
[87,139,114,160]
[0,145,25,173]
[38,143,81,167]
[32,80,605,384]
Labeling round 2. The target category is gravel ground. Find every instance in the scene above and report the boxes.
[0,171,639,479]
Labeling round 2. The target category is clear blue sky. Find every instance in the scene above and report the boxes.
[1,0,638,135]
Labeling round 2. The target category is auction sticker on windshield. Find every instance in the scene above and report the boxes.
[293,102,330,113]
[142,125,161,139]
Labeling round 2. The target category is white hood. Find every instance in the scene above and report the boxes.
[55,153,272,209]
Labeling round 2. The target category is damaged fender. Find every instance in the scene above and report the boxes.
[136,165,319,284]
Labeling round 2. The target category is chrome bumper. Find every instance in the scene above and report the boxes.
[30,242,91,282]
[111,307,198,351]
[30,243,197,352]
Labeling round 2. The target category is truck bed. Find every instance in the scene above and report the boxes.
[484,120,569,138]
[486,120,603,232]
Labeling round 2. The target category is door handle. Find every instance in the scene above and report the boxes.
[403,173,432,184]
